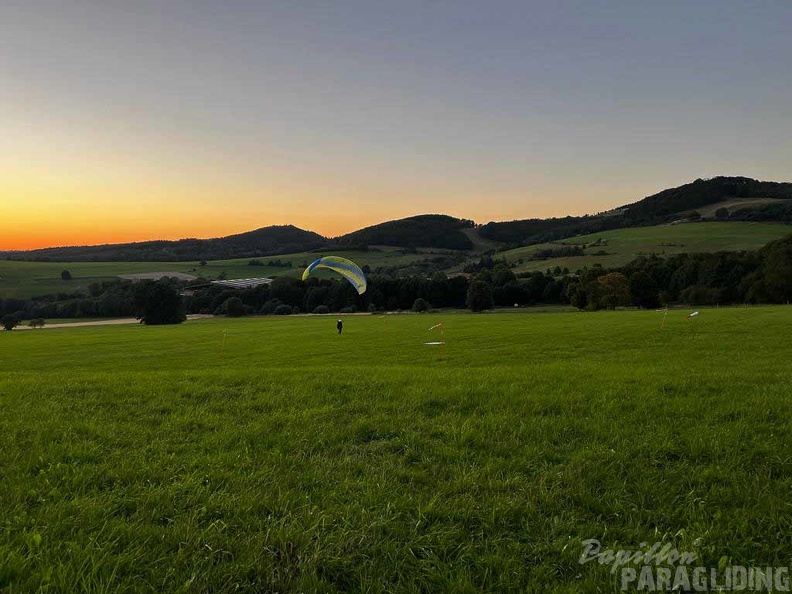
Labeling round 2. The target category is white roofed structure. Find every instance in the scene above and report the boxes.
[210,278,273,289]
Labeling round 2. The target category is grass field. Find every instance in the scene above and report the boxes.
[501,222,791,273]
[1,308,791,592]
[0,248,436,300]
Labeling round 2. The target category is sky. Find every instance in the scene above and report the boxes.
[1,1,791,250]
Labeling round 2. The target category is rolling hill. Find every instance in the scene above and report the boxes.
[479,176,792,246]
[334,214,476,250]
[1,225,327,263]
[1,216,482,262]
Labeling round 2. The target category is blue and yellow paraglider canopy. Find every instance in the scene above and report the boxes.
[302,256,367,295]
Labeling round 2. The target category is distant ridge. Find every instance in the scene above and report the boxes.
[3,225,326,262]
[479,176,792,246]
[2,176,791,262]
[334,214,476,250]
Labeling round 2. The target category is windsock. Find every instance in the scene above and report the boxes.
[427,323,445,359]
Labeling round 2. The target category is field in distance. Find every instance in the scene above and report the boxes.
[1,308,790,591]
[0,247,443,300]
[501,221,791,273]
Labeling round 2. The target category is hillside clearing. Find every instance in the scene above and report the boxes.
[501,221,790,272]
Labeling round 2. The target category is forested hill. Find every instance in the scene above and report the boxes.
[334,215,476,250]
[4,225,327,262]
[4,177,792,262]
[619,176,792,220]
[479,177,792,246]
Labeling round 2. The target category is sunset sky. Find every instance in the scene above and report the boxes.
[2,1,791,250]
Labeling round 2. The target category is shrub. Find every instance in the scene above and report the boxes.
[313,305,331,314]
[274,304,293,315]
[339,305,357,314]
[412,298,431,313]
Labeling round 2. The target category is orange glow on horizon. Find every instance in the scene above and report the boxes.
[0,201,598,251]
[0,161,634,252]
[0,187,626,252]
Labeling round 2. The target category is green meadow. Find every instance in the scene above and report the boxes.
[502,222,791,273]
[0,248,437,300]
[1,308,791,592]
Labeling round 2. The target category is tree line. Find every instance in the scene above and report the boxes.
[565,234,792,309]
[1,234,790,328]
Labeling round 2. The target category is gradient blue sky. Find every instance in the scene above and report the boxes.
[1,1,790,248]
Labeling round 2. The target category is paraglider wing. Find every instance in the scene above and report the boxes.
[302,256,367,295]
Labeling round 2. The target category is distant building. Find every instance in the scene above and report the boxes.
[210,278,273,289]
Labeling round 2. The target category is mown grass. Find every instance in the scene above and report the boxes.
[501,221,791,273]
[1,308,791,592]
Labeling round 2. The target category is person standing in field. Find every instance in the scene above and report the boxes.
[337,319,343,334]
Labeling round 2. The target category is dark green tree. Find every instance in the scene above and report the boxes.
[141,282,186,325]
[762,236,792,302]
[1,314,20,331]
[491,265,516,287]
[224,297,246,317]
[629,271,660,309]
[566,280,588,310]
[270,276,305,306]
[466,281,493,312]
[597,273,632,309]
[61,270,72,280]
[714,207,729,220]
